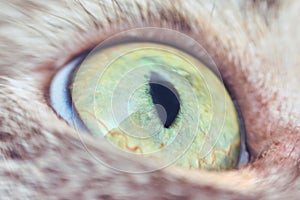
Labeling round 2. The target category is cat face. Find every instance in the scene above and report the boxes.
[0,0,300,199]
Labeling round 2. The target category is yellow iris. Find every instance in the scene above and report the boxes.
[70,42,240,170]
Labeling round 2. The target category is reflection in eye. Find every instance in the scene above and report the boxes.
[50,42,246,170]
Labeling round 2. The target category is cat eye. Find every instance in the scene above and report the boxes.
[49,28,247,171]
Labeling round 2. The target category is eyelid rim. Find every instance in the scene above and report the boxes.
[87,28,221,77]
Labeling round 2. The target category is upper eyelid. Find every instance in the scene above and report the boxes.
[2,1,242,76]
[4,1,219,68]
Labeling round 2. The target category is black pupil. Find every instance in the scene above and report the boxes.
[149,72,180,128]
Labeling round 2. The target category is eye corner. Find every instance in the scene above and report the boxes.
[48,52,90,130]
[232,99,250,168]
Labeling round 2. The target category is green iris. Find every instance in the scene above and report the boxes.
[71,42,240,170]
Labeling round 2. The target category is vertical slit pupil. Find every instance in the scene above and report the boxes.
[149,72,180,128]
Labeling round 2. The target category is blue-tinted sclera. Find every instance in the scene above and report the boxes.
[49,54,89,132]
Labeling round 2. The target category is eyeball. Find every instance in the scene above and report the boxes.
[50,28,246,172]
